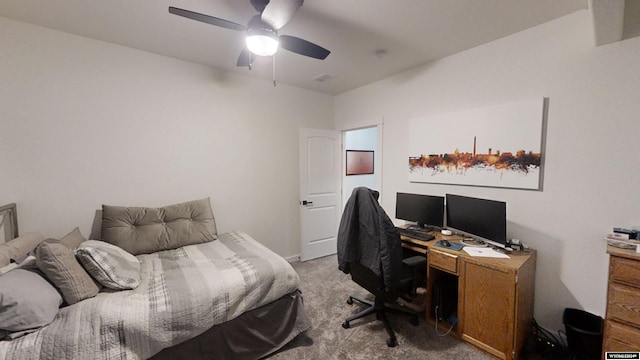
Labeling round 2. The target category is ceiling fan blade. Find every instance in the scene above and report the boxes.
[279,35,330,60]
[236,48,254,67]
[168,7,246,31]
[261,0,303,29]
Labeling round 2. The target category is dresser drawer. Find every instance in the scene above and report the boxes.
[607,283,640,326]
[429,249,458,274]
[604,320,640,351]
[610,256,640,288]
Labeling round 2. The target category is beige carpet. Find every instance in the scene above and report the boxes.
[267,254,495,360]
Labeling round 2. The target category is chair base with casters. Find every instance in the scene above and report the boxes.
[340,260,423,347]
[341,294,419,347]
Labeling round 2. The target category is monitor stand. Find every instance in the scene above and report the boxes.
[408,223,438,232]
[461,238,488,247]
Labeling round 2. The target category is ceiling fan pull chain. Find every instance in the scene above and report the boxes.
[273,55,277,87]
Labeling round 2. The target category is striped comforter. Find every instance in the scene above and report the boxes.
[0,231,301,360]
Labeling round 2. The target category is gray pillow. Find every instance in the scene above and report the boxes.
[0,232,45,267]
[0,269,62,336]
[35,241,100,305]
[76,240,140,290]
[0,254,36,276]
[59,227,86,250]
[101,198,217,255]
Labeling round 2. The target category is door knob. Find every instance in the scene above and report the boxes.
[301,200,314,206]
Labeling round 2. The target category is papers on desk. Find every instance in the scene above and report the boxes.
[463,247,510,258]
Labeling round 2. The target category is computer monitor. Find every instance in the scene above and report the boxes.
[445,194,507,248]
[395,193,445,230]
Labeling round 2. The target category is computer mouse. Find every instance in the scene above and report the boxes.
[440,239,451,247]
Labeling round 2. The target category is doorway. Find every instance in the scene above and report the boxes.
[342,126,380,209]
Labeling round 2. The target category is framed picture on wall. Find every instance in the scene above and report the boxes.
[346,150,374,175]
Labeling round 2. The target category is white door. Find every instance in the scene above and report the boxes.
[299,128,341,261]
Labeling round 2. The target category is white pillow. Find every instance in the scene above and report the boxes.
[76,240,140,290]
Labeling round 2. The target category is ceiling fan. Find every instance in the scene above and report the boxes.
[168,0,330,70]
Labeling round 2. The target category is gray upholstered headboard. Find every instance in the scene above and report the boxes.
[89,210,103,241]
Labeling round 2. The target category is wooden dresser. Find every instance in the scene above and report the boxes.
[603,246,640,353]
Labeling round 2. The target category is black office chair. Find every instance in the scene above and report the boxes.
[337,187,425,347]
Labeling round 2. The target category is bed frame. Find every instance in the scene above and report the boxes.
[0,203,18,243]
[152,290,310,360]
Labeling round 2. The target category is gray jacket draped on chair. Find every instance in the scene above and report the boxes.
[337,187,403,290]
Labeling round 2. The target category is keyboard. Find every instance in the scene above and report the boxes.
[396,227,435,241]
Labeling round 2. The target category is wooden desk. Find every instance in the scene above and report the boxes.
[400,232,536,360]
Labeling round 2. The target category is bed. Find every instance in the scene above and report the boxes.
[0,199,310,360]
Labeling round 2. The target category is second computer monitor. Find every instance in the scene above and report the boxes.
[395,192,445,230]
[445,194,507,248]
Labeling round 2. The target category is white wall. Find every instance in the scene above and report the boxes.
[335,10,640,333]
[0,17,333,258]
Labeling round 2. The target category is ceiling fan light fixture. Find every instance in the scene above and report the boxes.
[245,28,279,56]
[169,4,330,65]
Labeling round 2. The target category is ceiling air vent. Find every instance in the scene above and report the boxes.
[312,73,332,82]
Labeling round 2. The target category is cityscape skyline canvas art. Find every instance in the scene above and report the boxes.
[408,98,546,190]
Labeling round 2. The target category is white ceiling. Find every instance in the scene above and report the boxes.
[0,0,593,95]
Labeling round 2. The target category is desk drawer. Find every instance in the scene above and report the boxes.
[610,256,640,288]
[607,283,640,325]
[429,249,458,274]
